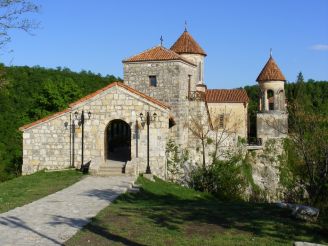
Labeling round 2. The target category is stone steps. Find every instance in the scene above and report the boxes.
[99,166,123,172]
[97,162,125,176]
[97,170,125,176]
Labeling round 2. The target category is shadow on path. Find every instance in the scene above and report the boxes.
[53,215,146,246]
[81,188,122,202]
[0,216,61,245]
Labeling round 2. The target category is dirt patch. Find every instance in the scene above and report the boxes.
[108,213,133,226]
[66,214,141,246]
[184,222,226,237]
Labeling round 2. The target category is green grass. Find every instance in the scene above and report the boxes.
[66,176,328,246]
[0,170,83,213]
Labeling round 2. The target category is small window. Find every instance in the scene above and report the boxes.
[149,76,157,87]
[219,114,224,128]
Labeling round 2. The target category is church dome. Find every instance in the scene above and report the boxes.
[170,30,207,56]
[256,55,286,82]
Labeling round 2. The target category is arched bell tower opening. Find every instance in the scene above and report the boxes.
[267,89,274,110]
[105,119,131,162]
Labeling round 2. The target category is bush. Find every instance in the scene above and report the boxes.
[166,139,189,183]
[189,157,247,201]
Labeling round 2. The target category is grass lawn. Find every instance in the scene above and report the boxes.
[66,176,327,246]
[0,170,83,213]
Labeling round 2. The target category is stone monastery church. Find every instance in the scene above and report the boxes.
[20,29,288,178]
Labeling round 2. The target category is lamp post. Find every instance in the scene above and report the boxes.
[139,111,157,174]
[73,110,91,168]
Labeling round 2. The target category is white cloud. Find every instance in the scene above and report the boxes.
[310,44,328,51]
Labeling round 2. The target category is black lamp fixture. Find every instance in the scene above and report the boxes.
[71,110,92,169]
[139,111,158,174]
[153,112,157,120]
[139,112,157,122]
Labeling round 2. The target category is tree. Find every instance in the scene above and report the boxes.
[286,100,328,207]
[296,72,304,84]
[244,85,260,138]
[187,112,211,167]
[0,0,39,49]
[187,107,243,167]
[165,139,189,182]
[0,1,40,89]
[294,72,312,112]
[211,109,243,162]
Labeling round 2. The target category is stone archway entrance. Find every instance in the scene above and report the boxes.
[105,119,131,163]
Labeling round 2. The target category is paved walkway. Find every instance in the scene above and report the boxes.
[0,176,136,246]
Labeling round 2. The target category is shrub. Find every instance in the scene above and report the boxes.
[166,139,189,182]
[189,157,247,201]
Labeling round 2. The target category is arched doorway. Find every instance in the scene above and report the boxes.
[105,119,131,162]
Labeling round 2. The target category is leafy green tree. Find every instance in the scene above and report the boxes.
[285,100,328,208]
[244,85,259,139]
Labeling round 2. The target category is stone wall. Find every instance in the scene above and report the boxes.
[179,53,205,84]
[123,60,197,148]
[247,139,285,201]
[207,102,248,139]
[22,85,170,178]
[257,112,288,142]
[22,112,71,174]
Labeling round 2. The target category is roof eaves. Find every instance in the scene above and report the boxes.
[122,58,196,66]
[19,108,71,131]
[20,81,170,131]
[117,83,171,110]
[205,89,249,103]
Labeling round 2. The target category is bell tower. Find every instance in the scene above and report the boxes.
[170,28,207,87]
[256,53,288,142]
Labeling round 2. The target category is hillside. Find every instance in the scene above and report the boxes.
[0,64,121,181]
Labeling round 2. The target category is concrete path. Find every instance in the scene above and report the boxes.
[0,175,136,246]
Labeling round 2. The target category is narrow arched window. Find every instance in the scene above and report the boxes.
[198,62,202,81]
[267,90,274,110]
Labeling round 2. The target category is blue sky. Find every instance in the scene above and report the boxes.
[1,0,327,89]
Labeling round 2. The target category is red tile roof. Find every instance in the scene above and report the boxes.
[123,45,196,66]
[20,82,169,131]
[256,56,286,82]
[170,30,206,56]
[205,89,249,103]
